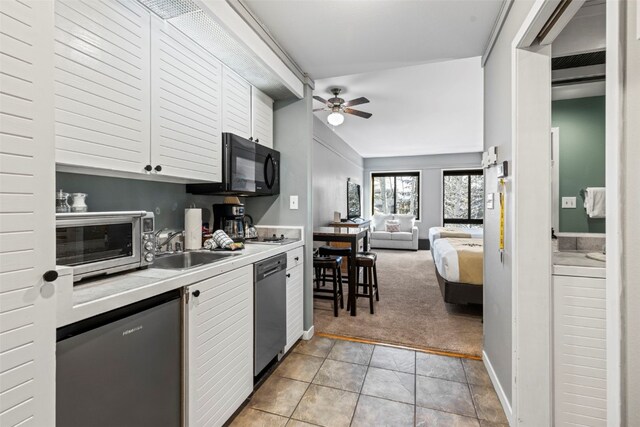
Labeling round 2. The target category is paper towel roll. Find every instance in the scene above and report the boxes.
[185,208,202,250]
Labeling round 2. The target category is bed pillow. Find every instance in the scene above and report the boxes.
[395,214,416,232]
[385,220,400,232]
[372,213,392,231]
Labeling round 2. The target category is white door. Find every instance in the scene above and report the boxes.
[553,275,607,426]
[251,88,274,148]
[54,0,151,174]
[185,266,253,427]
[285,264,304,353]
[222,67,252,139]
[150,17,222,182]
[0,1,57,425]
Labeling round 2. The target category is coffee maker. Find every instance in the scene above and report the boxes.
[212,203,245,242]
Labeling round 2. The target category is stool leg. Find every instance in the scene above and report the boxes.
[368,266,375,314]
[373,264,380,301]
[314,268,321,289]
[338,267,344,309]
[362,267,369,295]
[332,267,339,317]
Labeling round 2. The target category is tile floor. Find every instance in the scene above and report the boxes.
[230,336,509,427]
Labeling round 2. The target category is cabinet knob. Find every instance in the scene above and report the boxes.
[255,138,260,143]
[286,273,291,278]
[192,290,200,297]
[154,165,162,172]
[144,165,152,172]
[249,136,254,141]
[43,270,58,282]
[294,257,299,261]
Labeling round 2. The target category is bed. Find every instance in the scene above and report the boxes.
[431,237,483,305]
[428,226,484,250]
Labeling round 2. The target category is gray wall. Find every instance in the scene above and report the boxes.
[482,0,535,407]
[312,116,364,228]
[245,83,314,331]
[363,153,482,238]
[624,1,640,424]
[56,172,225,231]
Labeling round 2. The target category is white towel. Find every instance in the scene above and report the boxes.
[584,187,606,218]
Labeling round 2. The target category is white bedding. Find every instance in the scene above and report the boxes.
[428,226,483,248]
[432,238,483,285]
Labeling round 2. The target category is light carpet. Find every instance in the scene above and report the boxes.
[313,249,483,357]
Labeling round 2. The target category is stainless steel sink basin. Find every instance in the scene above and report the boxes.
[151,251,239,270]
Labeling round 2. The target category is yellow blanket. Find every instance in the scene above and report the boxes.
[437,227,473,239]
[449,238,483,285]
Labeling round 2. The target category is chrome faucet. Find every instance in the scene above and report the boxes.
[156,230,184,253]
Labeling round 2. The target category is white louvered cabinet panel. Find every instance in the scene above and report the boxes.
[54,0,151,173]
[222,67,252,139]
[251,88,274,148]
[553,275,607,427]
[185,266,253,427]
[285,263,304,353]
[150,17,222,182]
[0,1,56,426]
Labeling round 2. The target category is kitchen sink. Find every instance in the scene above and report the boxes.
[151,251,239,270]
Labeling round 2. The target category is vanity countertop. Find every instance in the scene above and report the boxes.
[553,250,606,278]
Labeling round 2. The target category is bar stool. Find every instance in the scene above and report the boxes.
[348,252,379,314]
[318,246,352,286]
[313,255,344,317]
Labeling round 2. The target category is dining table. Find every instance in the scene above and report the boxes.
[313,226,370,316]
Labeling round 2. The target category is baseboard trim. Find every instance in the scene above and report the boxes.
[483,350,514,426]
[302,326,314,340]
[317,332,481,360]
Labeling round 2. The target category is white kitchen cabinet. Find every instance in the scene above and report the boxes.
[0,1,56,425]
[285,250,304,353]
[251,88,274,148]
[185,266,253,427]
[54,0,151,174]
[150,17,222,182]
[222,66,252,139]
[553,275,607,426]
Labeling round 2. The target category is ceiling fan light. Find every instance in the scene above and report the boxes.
[327,112,344,126]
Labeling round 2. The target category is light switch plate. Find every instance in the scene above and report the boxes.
[486,193,494,209]
[562,197,577,208]
[289,195,299,210]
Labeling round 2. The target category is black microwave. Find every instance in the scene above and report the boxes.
[187,133,280,197]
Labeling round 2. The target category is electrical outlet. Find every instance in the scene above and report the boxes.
[562,197,577,208]
[290,195,299,210]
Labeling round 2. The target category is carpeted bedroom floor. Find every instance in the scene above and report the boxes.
[313,249,483,357]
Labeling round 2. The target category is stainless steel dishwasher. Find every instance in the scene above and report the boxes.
[56,290,182,427]
[254,253,287,375]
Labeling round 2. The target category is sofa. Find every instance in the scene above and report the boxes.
[370,214,419,250]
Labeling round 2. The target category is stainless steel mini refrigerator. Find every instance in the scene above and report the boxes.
[56,290,182,427]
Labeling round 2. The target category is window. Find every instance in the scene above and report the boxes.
[442,169,484,227]
[371,172,420,219]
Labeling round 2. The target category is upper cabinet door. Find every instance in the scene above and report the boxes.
[150,17,222,182]
[251,88,274,149]
[54,0,151,173]
[222,67,252,140]
[0,1,57,425]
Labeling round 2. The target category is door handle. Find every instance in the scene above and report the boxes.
[43,270,58,282]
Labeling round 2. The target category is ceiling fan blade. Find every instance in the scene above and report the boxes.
[313,108,326,112]
[344,97,369,107]
[344,108,372,119]
[313,95,332,107]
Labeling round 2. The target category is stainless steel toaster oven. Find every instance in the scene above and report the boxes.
[56,211,155,282]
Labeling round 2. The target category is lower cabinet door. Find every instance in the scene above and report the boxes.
[285,264,304,353]
[185,265,253,427]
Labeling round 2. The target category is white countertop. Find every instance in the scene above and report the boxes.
[552,250,606,279]
[57,240,304,327]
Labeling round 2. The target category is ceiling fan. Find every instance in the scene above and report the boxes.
[313,88,372,126]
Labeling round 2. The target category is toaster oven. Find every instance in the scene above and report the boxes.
[56,211,155,282]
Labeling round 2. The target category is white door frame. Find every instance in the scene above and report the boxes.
[551,127,560,233]
[511,1,623,426]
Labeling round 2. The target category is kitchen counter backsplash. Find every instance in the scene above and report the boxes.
[56,172,231,230]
